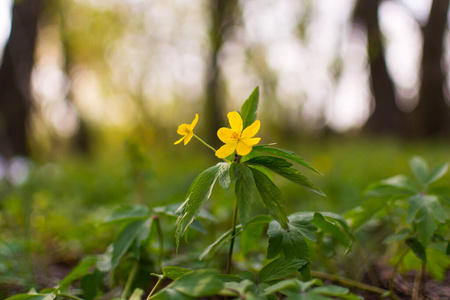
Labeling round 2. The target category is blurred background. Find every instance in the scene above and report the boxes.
[0,0,450,296]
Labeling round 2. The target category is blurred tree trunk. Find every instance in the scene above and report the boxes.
[204,0,239,145]
[0,0,41,158]
[353,0,404,134]
[412,0,450,136]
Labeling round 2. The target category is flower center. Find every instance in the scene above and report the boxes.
[231,131,240,141]
[182,128,191,135]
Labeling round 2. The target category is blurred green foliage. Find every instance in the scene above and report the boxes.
[0,137,449,297]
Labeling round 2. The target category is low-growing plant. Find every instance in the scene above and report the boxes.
[6,88,450,300]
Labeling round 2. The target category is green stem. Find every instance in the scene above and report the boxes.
[311,271,401,300]
[390,247,409,295]
[193,134,230,163]
[147,276,164,300]
[420,261,426,299]
[226,199,239,274]
[154,215,164,273]
[55,293,85,300]
[121,260,139,299]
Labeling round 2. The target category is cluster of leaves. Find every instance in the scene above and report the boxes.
[346,156,450,278]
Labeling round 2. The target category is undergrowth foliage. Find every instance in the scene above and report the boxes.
[5,87,450,300]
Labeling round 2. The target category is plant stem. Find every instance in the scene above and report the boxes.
[311,270,401,300]
[194,134,230,163]
[390,247,409,295]
[154,214,164,273]
[121,260,139,299]
[55,293,85,300]
[226,199,239,274]
[420,261,426,299]
[412,266,421,300]
[147,276,164,300]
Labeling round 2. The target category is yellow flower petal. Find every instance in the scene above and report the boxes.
[174,136,185,145]
[217,127,236,143]
[236,140,253,156]
[184,132,194,145]
[242,137,261,146]
[241,120,260,139]
[177,124,190,135]
[190,113,199,129]
[227,111,243,133]
[215,142,237,158]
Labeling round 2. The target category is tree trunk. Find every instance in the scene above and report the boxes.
[0,0,41,158]
[413,0,450,137]
[354,0,403,134]
[204,0,239,146]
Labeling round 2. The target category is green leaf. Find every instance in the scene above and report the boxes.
[241,222,264,256]
[199,225,243,261]
[409,156,429,185]
[104,205,151,224]
[171,269,224,297]
[4,295,55,300]
[162,266,193,280]
[129,288,144,300]
[111,219,148,270]
[218,163,231,190]
[447,241,450,255]
[232,163,256,225]
[364,175,418,197]
[267,220,313,260]
[426,163,448,185]
[224,280,255,296]
[150,288,196,300]
[246,156,325,196]
[344,197,388,230]
[406,237,427,262]
[261,279,300,296]
[240,86,259,129]
[175,164,222,247]
[252,145,322,175]
[251,168,289,229]
[312,213,350,248]
[200,215,271,260]
[58,256,97,290]
[258,258,308,283]
[407,195,445,247]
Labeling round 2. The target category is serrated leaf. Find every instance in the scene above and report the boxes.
[218,163,231,190]
[426,163,448,185]
[251,168,289,229]
[240,86,259,129]
[232,163,256,225]
[365,175,418,197]
[267,220,312,260]
[406,237,427,262]
[162,266,193,280]
[252,145,322,175]
[246,156,325,196]
[175,164,222,247]
[111,220,148,270]
[407,194,445,247]
[312,213,350,248]
[409,156,429,185]
[58,256,97,290]
[258,258,308,283]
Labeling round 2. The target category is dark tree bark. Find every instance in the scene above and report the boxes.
[413,0,450,136]
[353,0,404,134]
[0,0,41,158]
[204,0,239,145]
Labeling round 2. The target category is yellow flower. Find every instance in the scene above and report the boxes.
[215,111,261,158]
[174,114,198,145]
